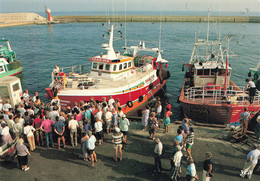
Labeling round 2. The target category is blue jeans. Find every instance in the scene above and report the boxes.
[45,132,53,147]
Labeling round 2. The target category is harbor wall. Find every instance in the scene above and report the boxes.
[0,13,46,27]
[53,15,260,23]
[1,13,260,28]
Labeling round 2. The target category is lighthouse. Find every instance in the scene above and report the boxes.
[46,8,52,23]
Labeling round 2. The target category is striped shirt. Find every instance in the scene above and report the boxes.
[112,133,123,144]
[187,132,194,145]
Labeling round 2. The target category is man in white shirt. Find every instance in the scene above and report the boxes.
[240,145,260,179]
[108,96,115,107]
[154,138,163,172]
[49,106,60,122]
[119,114,130,144]
[23,89,30,104]
[68,115,79,146]
[246,79,256,104]
[2,100,12,112]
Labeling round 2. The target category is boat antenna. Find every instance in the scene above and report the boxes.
[218,9,221,42]
[159,17,162,51]
[206,9,210,43]
[124,0,128,54]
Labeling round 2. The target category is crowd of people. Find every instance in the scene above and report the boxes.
[0,89,259,180]
[0,90,130,169]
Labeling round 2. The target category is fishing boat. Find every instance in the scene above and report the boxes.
[0,39,22,78]
[179,12,260,125]
[248,60,260,90]
[45,24,170,115]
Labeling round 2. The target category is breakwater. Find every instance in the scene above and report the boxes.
[53,15,260,23]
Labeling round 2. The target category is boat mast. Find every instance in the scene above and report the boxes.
[206,9,210,61]
[106,25,117,59]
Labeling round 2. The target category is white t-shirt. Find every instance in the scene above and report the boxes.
[247,149,260,165]
[248,81,256,88]
[108,98,115,107]
[49,111,60,122]
[24,125,35,137]
[2,103,11,111]
[95,121,103,132]
[87,136,96,150]
[69,119,79,130]
[119,118,130,132]
[105,111,112,121]
[156,105,162,114]
[95,111,103,120]
[1,126,10,136]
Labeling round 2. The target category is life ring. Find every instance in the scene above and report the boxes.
[254,73,259,80]
[149,83,153,90]
[139,95,144,102]
[127,101,133,108]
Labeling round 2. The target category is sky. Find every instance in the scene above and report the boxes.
[0,0,260,13]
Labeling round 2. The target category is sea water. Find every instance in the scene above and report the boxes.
[0,21,259,120]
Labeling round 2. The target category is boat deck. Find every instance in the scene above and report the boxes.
[59,65,155,94]
[183,84,260,106]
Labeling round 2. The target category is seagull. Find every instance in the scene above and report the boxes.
[242,35,245,40]
[245,8,250,13]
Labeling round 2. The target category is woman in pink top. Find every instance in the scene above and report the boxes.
[33,113,44,146]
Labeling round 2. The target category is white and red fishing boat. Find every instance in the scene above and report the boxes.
[45,24,170,115]
[179,12,260,125]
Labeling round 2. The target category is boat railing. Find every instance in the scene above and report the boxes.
[60,63,90,75]
[184,85,260,105]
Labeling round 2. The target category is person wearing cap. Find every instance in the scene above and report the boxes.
[119,114,130,144]
[154,138,163,173]
[87,130,97,167]
[170,145,183,180]
[112,127,123,161]
[203,152,213,181]
[240,145,260,179]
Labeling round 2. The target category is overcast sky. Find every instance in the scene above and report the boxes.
[1,0,260,13]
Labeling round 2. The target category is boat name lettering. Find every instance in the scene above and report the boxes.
[90,58,111,63]
[187,107,209,114]
[145,75,155,84]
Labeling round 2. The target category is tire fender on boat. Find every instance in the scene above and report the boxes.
[139,95,144,102]
[127,101,133,108]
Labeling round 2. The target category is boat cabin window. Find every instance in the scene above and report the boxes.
[204,69,210,75]
[218,69,225,76]
[211,69,217,75]
[124,63,127,69]
[119,64,122,70]
[105,64,110,71]
[92,62,97,69]
[113,65,117,71]
[99,64,104,70]
[197,69,203,75]
[128,61,131,68]
[12,83,20,92]
[0,65,4,72]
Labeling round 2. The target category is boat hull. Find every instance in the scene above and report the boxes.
[0,61,22,78]
[46,78,167,115]
[179,81,260,124]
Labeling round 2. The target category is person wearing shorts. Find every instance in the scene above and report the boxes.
[54,116,66,149]
[112,127,123,161]
[163,107,172,133]
[87,131,97,167]
[119,114,130,144]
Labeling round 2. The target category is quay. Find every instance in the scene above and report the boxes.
[1,13,260,28]
[1,122,259,180]
[53,15,260,23]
